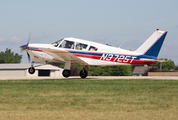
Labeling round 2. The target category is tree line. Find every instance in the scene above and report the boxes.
[151,58,177,72]
[0,48,22,63]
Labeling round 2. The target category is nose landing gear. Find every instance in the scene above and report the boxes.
[28,67,35,74]
[28,61,35,74]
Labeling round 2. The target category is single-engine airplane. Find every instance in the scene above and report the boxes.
[20,29,167,78]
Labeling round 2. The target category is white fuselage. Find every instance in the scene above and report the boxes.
[27,37,156,66]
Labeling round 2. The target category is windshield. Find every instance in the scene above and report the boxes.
[52,39,63,47]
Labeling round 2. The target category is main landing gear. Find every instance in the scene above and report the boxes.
[62,61,71,78]
[79,66,89,78]
[62,69,71,77]
[62,61,89,79]
[62,68,88,78]
[79,70,88,78]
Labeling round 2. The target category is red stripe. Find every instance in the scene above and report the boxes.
[74,54,156,65]
[131,60,156,65]
[28,48,43,52]
[74,54,100,59]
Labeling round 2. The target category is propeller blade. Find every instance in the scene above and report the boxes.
[27,52,31,62]
[27,32,31,45]
[20,32,32,63]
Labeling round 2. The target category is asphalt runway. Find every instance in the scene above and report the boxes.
[0,76,178,80]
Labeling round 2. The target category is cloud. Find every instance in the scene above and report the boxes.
[10,36,23,42]
[0,36,23,44]
[0,38,6,42]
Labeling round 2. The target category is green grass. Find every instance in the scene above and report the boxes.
[0,79,178,120]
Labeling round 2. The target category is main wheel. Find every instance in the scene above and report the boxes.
[80,70,88,78]
[62,69,71,78]
[28,67,35,74]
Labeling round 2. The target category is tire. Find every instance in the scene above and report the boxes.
[80,70,88,78]
[28,67,35,74]
[62,69,71,78]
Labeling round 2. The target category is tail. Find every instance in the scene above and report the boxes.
[135,29,167,57]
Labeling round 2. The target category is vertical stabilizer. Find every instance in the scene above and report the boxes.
[135,30,167,57]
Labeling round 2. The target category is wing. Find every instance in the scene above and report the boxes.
[39,47,88,65]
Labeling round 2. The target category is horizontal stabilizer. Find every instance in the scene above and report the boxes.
[140,59,167,62]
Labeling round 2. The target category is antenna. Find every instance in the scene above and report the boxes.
[119,39,125,48]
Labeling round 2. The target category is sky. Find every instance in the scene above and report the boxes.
[0,0,178,64]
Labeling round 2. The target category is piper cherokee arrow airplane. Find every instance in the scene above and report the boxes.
[20,29,167,78]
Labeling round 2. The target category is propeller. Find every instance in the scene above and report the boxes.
[20,32,31,62]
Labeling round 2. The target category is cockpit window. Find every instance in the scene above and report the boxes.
[59,40,74,49]
[89,46,98,51]
[75,42,88,50]
[52,39,63,47]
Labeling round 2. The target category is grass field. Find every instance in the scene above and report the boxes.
[0,79,178,120]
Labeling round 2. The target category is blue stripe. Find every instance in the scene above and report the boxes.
[69,51,157,60]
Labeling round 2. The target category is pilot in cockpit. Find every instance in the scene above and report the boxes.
[65,41,74,49]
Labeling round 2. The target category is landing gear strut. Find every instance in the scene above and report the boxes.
[62,61,71,78]
[28,61,35,74]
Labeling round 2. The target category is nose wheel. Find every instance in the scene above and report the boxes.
[28,61,35,74]
[28,67,35,74]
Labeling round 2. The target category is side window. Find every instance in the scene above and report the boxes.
[75,42,88,50]
[59,40,74,49]
[89,46,98,51]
